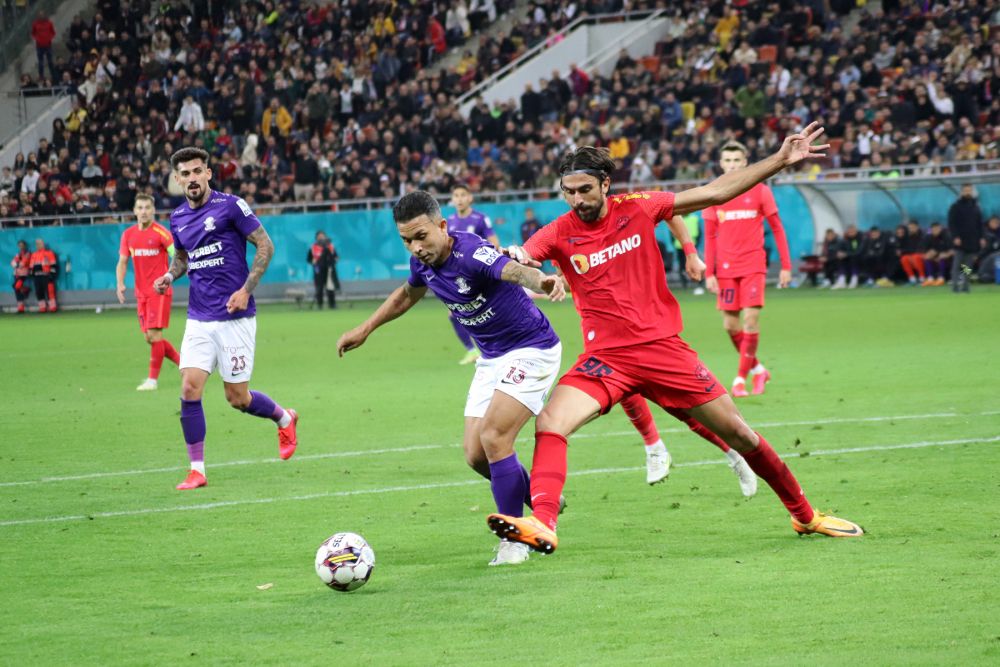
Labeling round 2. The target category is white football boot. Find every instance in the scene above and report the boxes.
[489,539,530,566]
[136,378,158,391]
[645,441,672,485]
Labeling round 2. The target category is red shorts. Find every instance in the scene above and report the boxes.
[136,294,172,332]
[558,336,726,413]
[715,273,766,311]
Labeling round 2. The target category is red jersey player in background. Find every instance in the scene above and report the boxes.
[116,193,181,391]
[488,123,862,555]
[10,239,32,313]
[703,141,792,397]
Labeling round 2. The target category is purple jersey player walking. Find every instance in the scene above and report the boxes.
[337,190,565,566]
[153,147,298,491]
[446,184,499,365]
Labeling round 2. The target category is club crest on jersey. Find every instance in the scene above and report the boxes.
[455,276,471,294]
[570,254,590,275]
[616,216,631,229]
[203,216,216,231]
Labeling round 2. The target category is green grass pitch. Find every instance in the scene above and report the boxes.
[1,286,998,665]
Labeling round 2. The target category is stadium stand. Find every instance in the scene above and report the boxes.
[0,0,998,226]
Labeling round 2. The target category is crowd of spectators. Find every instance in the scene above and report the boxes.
[0,0,998,227]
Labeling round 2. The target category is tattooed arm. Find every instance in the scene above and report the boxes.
[226,226,273,313]
[153,248,188,294]
[242,226,274,294]
[500,261,565,301]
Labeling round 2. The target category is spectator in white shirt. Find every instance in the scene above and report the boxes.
[174,96,205,133]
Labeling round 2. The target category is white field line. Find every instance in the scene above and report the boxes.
[1,434,997,528]
[1,410,998,489]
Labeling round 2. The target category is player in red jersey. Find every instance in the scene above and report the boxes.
[116,194,181,391]
[703,141,792,397]
[487,123,863,553]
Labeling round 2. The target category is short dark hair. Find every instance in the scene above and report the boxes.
[558,146,615,180]
[134,193,154,205]
[720,141,749,157]
[170,147,210,170]
[451,184,471,194]
[393,190,442,224]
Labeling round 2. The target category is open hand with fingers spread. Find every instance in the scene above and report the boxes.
[777,121,830,167]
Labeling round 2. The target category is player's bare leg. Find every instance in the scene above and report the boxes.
[476,391,535,565]
[686,394,862,537]
[177,367,210,489]
[225,381,298,460]
[740,307,770,395]
[488,385,601,553]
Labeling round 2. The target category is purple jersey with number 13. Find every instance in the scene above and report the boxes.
[170,190,261,322]
[408,231,559,359]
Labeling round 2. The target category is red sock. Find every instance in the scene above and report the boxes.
[162,340,180,364]
[530,431,568,530]
[621,394,660,445]
[727,330,744,352]
[738,332,759,379]
[149,340,166,379]
[665,408,730,453]
[741,433,813,523]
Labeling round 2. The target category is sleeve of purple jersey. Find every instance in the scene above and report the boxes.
[170,224,186,251]
[467,240,510,280]
[231,197,262,237]
[407,257,426,287]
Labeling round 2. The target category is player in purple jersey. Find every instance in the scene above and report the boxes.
[445,184,500,366]
[337,190,565,566]
[153,147,299,491]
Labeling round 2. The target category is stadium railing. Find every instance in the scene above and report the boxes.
[2,158,996,229]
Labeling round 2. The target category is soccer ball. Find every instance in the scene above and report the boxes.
[315,532,375,592]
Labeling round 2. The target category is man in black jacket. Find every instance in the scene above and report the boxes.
[861,226,893,287]
[947,184,983,293]
[307,231,340,309]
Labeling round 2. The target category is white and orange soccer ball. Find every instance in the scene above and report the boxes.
[315,532,375,592]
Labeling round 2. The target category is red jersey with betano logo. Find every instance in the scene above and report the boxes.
[120,222,173,297]
[702,182,790,278]
[525,190,680,353]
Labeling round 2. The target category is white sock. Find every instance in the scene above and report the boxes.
[724,449,743,464]
[751,363,766,375]
[191,461,206,475]
[277,410,292,428]
[733,376,746,384]
[645,438,665,450]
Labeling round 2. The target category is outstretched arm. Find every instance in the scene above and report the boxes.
[337,283,428,356]
[227,226,274,313]
[500,260,565,301]
[674,121,828,216]
[153,248,188,294]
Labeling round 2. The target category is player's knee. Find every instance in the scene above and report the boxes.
[479,423,514,460]
[535,406,570,436]
[724,421,758,453]
[225,389,251,410]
